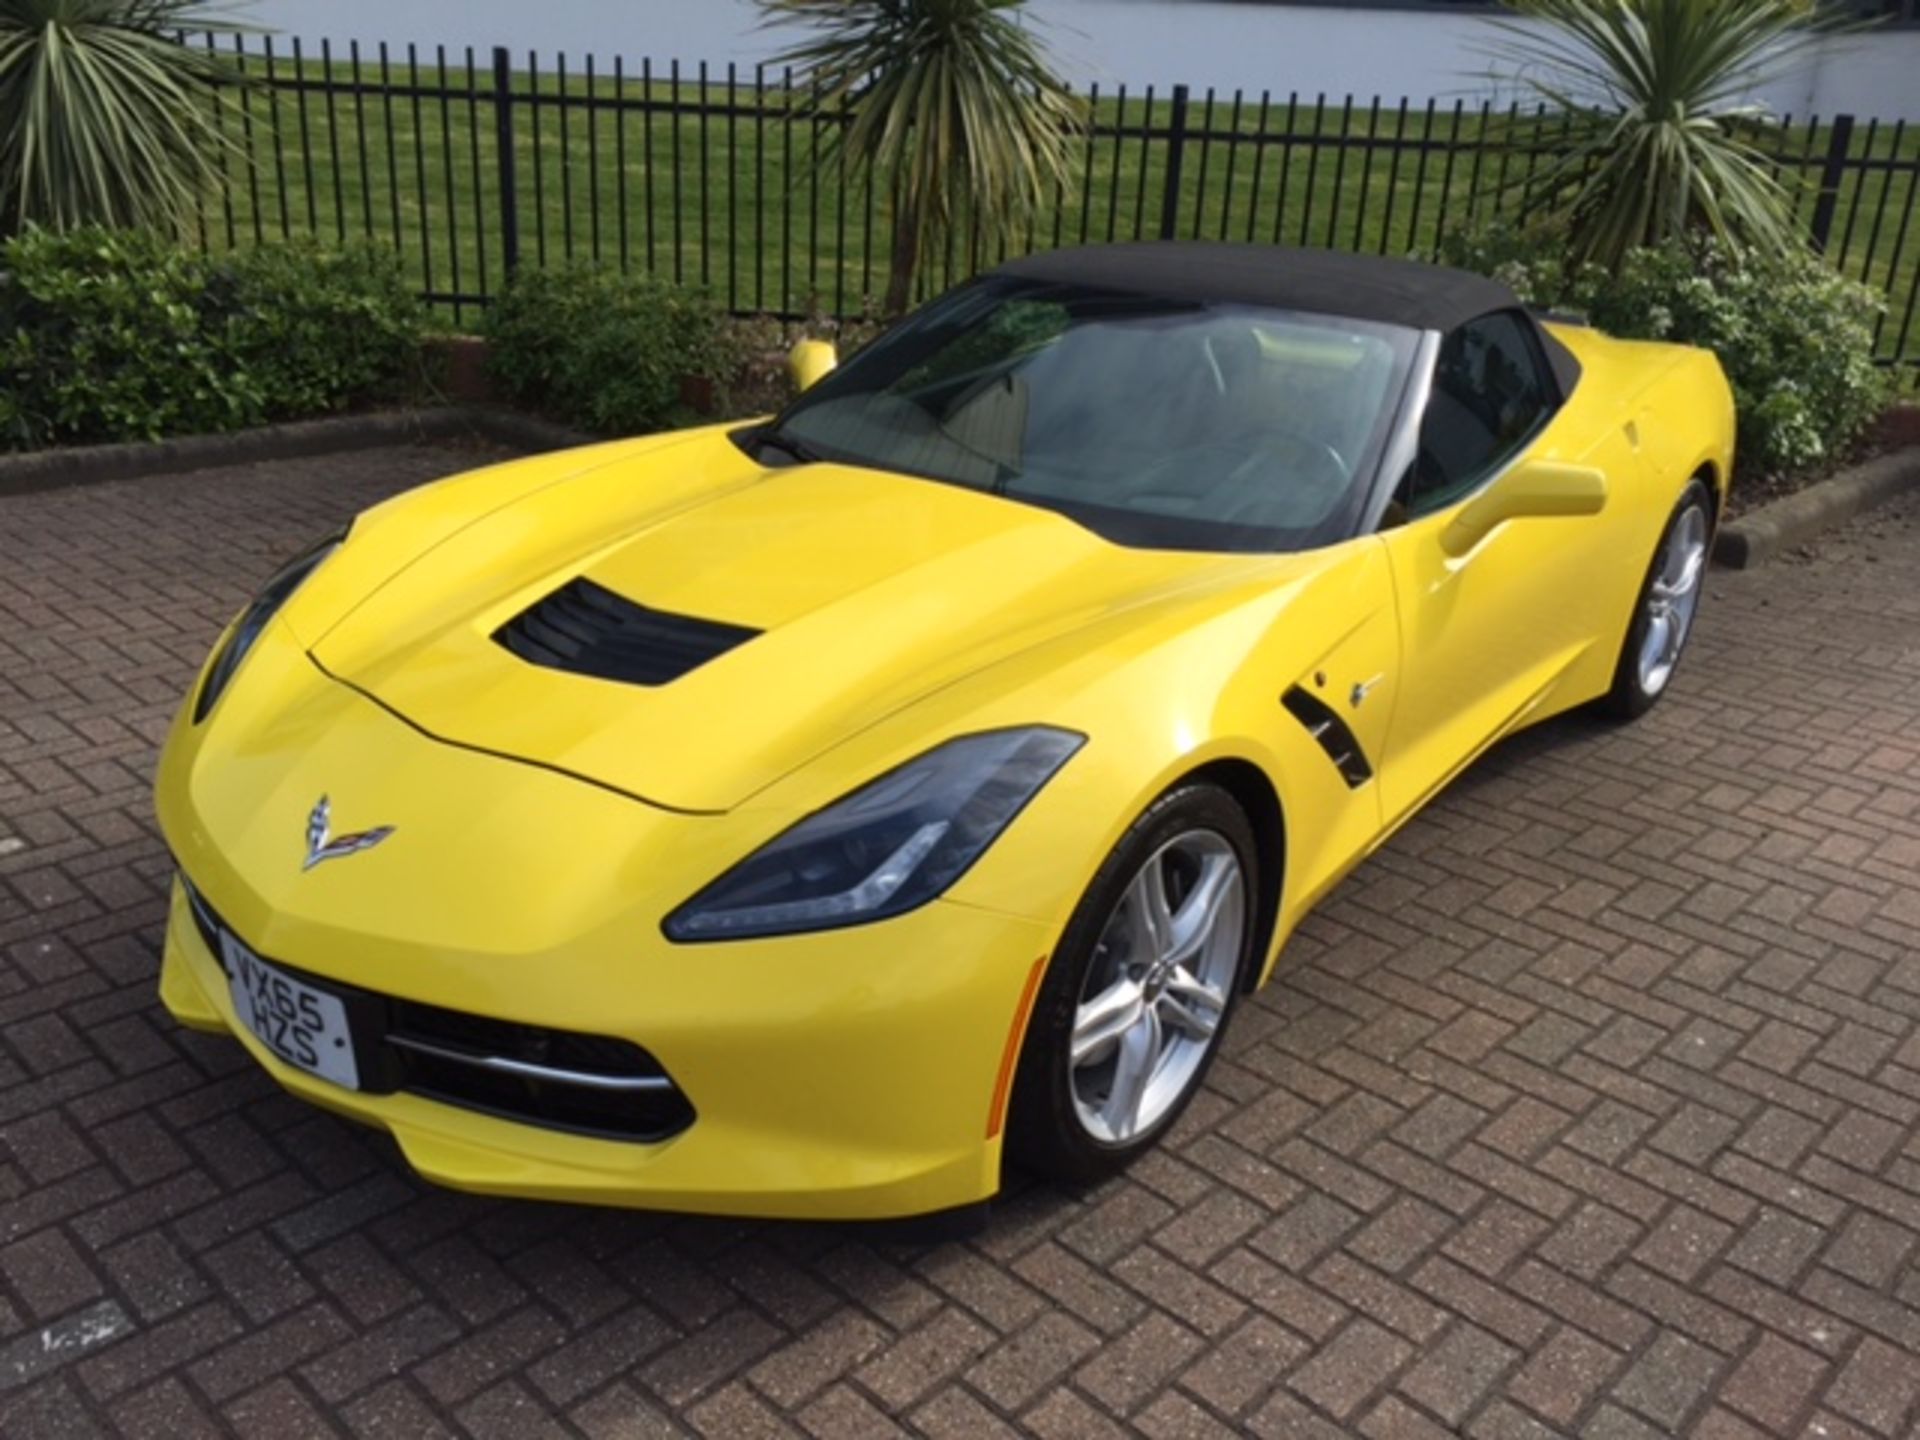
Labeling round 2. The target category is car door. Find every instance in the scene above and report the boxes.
[1372,310,1620,826]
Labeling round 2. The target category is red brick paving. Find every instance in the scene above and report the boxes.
[3,444,1919,1437]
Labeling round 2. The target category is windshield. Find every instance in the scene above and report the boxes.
[764,276,1420,552]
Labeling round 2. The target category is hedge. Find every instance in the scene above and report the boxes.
[0,227,428,450]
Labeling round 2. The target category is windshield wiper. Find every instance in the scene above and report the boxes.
[748,423,821,466]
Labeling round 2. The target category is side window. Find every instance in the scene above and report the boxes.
[1404,310,1554,517]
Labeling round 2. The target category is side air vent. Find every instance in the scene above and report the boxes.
[1281,686,1374,789]
[494,577,760,686]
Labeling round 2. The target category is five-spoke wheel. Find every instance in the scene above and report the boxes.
[1007,783,1256,1183]
[1070,831,1244,1144]
[1604,476,1716,719]
[1636,499,1708,697]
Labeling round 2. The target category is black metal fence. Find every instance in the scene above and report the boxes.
[192,39,1920,368]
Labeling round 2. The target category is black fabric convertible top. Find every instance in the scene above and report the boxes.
[996,241,1519,333]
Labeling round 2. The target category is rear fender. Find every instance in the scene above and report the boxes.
[1651,350,1736,513]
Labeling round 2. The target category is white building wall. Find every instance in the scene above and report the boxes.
[252,0,1920,121]
[1039,4,1920,122]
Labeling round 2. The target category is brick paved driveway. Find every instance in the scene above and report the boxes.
[4,444,1920,1440]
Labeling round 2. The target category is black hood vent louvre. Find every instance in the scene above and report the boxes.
[494,577,760,686]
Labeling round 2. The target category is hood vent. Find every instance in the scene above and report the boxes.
[494,577,760,686]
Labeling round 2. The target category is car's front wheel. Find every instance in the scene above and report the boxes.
[1007,783,1255,1185]
[1602,476,1714,720]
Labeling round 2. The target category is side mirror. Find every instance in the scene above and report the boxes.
[787,338,838,393]
[1439,460,1607,557]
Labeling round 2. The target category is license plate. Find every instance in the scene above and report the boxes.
[222,932,360,1091]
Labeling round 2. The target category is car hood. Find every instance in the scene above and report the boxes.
[310,428,1245,812]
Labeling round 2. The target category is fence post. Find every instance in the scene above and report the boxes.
[1808,113,1855,255]
[1159,84,1190,241]
[492,45,520,274]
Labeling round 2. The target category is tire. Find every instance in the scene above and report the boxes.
[1599,476,1714,721]
[1006,783,1257,1185]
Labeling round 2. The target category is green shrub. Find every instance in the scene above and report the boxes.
[218,244,429,420]
[0,227,427,448]
[482,265,730,435]
[1,228,235,445]
[1437,220,1891,482]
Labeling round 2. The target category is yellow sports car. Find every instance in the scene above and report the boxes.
[156,243,1734,1221]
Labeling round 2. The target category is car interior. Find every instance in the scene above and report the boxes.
[775,280,1427,551]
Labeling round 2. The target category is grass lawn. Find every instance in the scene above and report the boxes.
[196,40,1920,366]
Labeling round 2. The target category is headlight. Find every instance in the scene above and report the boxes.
[192,531,343,723]
[663,727,1085,941]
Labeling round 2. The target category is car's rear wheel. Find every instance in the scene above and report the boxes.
[1007,783,1255,1185]
[1601,477,1714,720]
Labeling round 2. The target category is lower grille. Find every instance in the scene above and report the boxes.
[386,998,694,1141]
[181,875,694,1143]
[390,1041,691,1141]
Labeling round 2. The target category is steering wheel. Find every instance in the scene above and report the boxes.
[1237,425,1349,485]
[1129,430,1351,520]
[1201,427,1354,529]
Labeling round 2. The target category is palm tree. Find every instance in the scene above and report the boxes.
[759,0,1083,316]
[1490,0,1852,270]
[0,0,251,236]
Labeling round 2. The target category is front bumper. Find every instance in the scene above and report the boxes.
[156,634,1055,1220]
[159,879,1047,1218]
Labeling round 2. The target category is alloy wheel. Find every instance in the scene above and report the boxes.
[1636,501,1709,696]
[1069,829,1245,1144]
